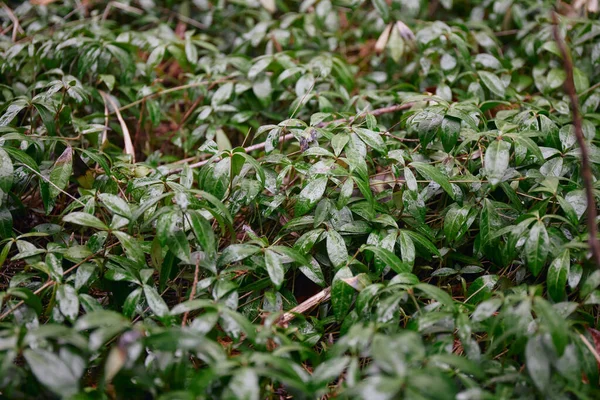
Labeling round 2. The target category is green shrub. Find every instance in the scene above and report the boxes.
[0,0,599,398]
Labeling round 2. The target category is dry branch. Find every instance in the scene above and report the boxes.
[278,287,331,326]
[552,12,600,268]
[101,91,136,163]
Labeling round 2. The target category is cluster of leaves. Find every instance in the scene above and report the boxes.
[1,0,600,398]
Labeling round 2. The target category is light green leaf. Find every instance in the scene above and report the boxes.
[398,231,416,267]
[24,349,80,397]
[402,230,440,258]
[0,148,14,195]
[478,70,505,97]
[332,266,354,321]
[187,210,217,260]
[295,176,328,216]
[547,68,566,89]
[327,229,348,269]
[113,231,145,267]
[547,250,569,302]
[534,297,568,356]
[484,139,510,187]
[362,245,410,274]
[143,284,169,318]
[98,193,132,219]
[265,249,284,288]
[524,221,548,276]
[63,212,108,230]
[48,146,73,201]
[410,162,455,199]
[353,127,385,153]
[212,82,234,106]
[0,98,28,127]
[218,244,260,266]
[228,368,260,400]
[444,204,473,243]
[372,0,390,22]
[56,284,79,321]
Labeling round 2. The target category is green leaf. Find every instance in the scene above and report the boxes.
[581,269,600,299]
[0,98,28,127]
[441,116,461,151]
[573,67,589,93]
[444,204,472,243]
[63,212,108,230]
[312,356,350,388]
[337,177,354,208]
[471,298,502,321]
[24,349,80,397]
[253,74,272,102]
[415,283,454,308]
[32,100,56,136]
[466,275,498,304]
[147,45,165,68]
[299,257,326,287]
[98,193,132,219]
[0,207,13,239]
[410,162,455,199]
[401,230,440,258]
[218,244,260,266]
[478,70,505,97]
[7,287,42,315]
[327,230,348,269]
[56,284,79,321]
[526,335,551,391]
[295,177,328,216]
[3,146,40,173]
[167,228,192,264]
[143,284,169,318]
[353,127,385,153]
[547,250,569,302]
[372,0,390,22]
[295,73,315,97]
[212,82,234,106]
[547,68,566,89]
[228,368,260,400]
[270,245,309,267]
[484,139,510,187]
[48,146,73,203]
[0,148,14,195]
[332,266,354,322]
[113,231,145,267]
[534,297,568,356]
[187,210,217,260]
[362,245,410,274]
[265,249,284,289]
[524,221,549,276]
[398,231,416,267]
[479,199,498,247]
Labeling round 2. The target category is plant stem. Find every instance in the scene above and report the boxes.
[552,12,600,268]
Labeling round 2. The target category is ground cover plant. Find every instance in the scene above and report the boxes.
[1,0,600,398]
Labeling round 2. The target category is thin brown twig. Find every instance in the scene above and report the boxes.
[168,103,415,174]
[579,333,600,365]
[116,77,235,113]
[1,2,24,42]
[278,287,331,326]
[100,91,136,163]
[579,81,600,98]
[552,12,600,268]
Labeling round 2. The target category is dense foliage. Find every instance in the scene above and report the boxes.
[1,0,600,398]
